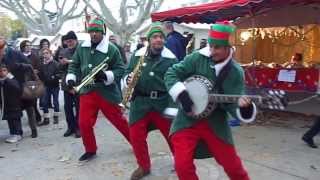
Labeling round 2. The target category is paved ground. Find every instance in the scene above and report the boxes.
[0,109,320,180]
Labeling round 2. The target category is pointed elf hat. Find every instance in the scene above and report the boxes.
[87,17,105,33]
[208,21,235,46]
[147,21,165,40]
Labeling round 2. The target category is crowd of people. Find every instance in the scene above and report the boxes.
[1,17,319,180]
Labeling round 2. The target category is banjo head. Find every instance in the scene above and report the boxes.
[184,75,216,119]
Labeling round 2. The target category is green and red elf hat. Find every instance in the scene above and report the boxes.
[208,21,235,46]
[147,21,165,40]
[87,17,105,33]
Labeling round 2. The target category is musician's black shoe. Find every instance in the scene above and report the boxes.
[302,136,318,148]
[130,167,150,180]
[63,129,74,137]
[79,152,96,161]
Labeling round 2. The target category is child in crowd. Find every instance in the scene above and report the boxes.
[38,48,61,126]
[0,63,23,143]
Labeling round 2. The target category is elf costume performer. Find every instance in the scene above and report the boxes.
[164,21,257,180]
[66,18,130,161]
[124,22,177,180]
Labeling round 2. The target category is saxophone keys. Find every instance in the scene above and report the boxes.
[149,72,155,76]
[142,63,147,67]
[88,64,93,68]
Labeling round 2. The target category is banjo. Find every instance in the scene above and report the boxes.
[177,75,288,122]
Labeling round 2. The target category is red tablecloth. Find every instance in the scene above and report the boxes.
[244,67,319,92]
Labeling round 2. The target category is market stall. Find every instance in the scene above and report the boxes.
[151,0,320,115]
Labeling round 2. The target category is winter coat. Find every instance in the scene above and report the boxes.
[165,31,187,61]
[0,76,22,120]
[67,36,125,104]
[39,60,61,88]
[124,47,178,125]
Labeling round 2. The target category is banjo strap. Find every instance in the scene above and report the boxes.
[214,60,233,94]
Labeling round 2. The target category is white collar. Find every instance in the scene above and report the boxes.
[81,35,109,54]
[135,47,176,59]
[199,46,233,76]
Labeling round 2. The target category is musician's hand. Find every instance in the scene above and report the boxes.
[178,90,194,114]
[59,58,70,65]
[67,80,76,90]
[238,96,252,108]
[94,71,107,82]
[126,72,133,85]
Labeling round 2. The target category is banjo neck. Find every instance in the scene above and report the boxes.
[208,94,263,104]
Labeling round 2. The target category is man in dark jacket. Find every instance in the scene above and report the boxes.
[59,31,80,138]
[163,21,187,61]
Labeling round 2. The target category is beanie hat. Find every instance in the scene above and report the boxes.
[147,22,165,40]
[87,18,105,33]
[64,31,77,40]
[208,21,235,46]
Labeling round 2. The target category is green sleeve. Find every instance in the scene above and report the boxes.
[68,46,81,77]
[164,53,197,90]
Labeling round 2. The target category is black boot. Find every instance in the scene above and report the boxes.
[63,129,74,137]
[38,118,50,126]
[79,152,96,161]
[53,116,59,124]
[302,135,318,148]
[31,129,38,138]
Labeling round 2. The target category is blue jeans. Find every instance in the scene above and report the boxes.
[42,87,60,113]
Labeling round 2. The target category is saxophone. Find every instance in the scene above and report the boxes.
[121,49,148,108]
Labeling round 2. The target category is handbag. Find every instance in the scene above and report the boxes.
[21,69,45,100]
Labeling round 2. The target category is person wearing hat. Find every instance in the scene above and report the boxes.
[58,31,81,138]
[66,18,131,161]
[164,21,256,180]
[123,21,177,180]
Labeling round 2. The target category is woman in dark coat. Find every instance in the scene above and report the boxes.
[20,40,41,138]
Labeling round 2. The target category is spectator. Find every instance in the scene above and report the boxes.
[20,40,42,138]
[123,42,133,66]
[59,31,81,138]
[0,63,23,143]
[282,53,305,68]
[109,35,127,64]
[199,38,208,49]
[0,37,34,140]
[163,21,187,61]
[54,35,68,61]
[38,48,61,126]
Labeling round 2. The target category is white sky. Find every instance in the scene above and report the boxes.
[0,0,215,35]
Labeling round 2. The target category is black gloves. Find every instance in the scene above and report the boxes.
[239,103,254,119]
[67,80,76,90]
[94,71,107,82]
[178,90,194,113]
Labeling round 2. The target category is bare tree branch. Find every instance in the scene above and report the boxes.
[0,0,84,35]
[83,0,164,46]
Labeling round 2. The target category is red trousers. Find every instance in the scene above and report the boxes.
[79,91,130,153]
[130,111,173,171]
[171,120,250,180]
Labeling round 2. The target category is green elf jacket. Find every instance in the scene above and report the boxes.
[67,36,125,104]
[124,47,178,125]
[165,46,257,159]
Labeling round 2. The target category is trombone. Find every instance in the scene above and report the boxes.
[74,57,109,92]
